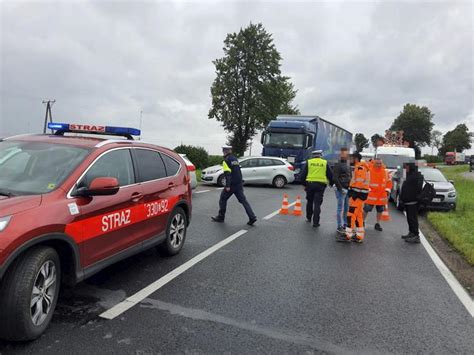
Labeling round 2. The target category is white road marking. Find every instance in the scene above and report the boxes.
[217,187,224,190]
[194,190,210,194]
[419,230,474,317]
[99,229,248,320]
[263,202,297,220]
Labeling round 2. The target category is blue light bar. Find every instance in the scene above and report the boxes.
[48,122,140,137]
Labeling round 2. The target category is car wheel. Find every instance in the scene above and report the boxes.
[217,174,226,187]
[158,207,187,256]
[0,246,60,341]
[272,175,287,188]
[396,193,404,211]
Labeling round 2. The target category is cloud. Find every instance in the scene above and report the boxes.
[1,0,472,154]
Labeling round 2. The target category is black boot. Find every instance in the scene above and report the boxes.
[374,223,383,232]
[405,234,420,244]
[247,217,257,226]
[401,232,413,239]
[211,216,224,223]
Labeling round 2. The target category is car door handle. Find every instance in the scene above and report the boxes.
[168,182,176,189]
[131,192,144,202]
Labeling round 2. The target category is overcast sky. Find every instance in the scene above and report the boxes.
[1,0,472,154]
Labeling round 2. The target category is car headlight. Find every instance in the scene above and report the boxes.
[0,216,11,232]
[295,168,301,174]
[448,190,456,198]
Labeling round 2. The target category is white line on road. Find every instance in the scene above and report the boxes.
[99,229,248,320]
[217,187,224,190]
[263,202,297,220]
[419,230,474,317]
[194,190,211,194]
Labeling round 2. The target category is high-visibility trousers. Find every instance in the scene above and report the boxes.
[346,197,365,241]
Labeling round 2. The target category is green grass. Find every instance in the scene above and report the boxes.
[196,169,202,181]
[427,165,474,265]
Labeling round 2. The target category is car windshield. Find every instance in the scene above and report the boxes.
[419,168,447,182]
[264,132,304,148]
[377,154,414,169]
[0,141,90,195]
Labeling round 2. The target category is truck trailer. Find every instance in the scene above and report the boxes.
[261,115,352,181]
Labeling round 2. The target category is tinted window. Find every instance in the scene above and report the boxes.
[81,149,134,188]
[240,159,258,168]
[135,149,167,182]
[272,159,285,166]
[258,159,274,167]
[162,154,181,176]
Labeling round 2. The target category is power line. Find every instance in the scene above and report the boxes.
[42,99,55,133]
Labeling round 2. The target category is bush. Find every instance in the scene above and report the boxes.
[208,155,224,167]
[174,145,209,169]
[423,154,443,164]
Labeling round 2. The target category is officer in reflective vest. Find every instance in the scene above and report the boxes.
[211,145,257,226]
[301,150,333,227]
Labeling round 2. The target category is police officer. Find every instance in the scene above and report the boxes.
[211,145,257,225]
[301,150,333,227]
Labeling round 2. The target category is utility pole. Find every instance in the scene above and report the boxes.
[42,99,55,133]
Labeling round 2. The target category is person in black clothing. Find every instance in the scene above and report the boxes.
[400,162,424,243]
[211,145,257,226]
[300,150,333,227]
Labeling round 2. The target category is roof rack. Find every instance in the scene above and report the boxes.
[48,123,140,140]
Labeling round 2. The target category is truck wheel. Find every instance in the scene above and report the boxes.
[272,175,287,188]
[0,246,60,341]
[217,175,226,187]
[158,207,187,256]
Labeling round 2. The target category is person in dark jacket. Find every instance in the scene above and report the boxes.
[211,145,257,225]
[301,150,333,227]
[400,162,424,243]
[332,147,352,234]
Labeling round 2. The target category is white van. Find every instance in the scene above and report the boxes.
[375,146,415,171]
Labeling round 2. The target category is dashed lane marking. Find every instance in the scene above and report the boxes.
[263,202,297,220]
[99,229,248,320]
[194,190,211,194]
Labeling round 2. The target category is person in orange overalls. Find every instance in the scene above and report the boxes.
[343,153,370,243]
[364,158,392,232]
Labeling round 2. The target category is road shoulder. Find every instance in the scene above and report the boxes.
[420,217,474,296]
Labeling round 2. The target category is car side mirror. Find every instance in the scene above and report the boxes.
[74,177,120,197]
[449,180,454,185]
[260,132,266,145]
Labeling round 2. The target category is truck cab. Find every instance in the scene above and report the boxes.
[261,115,352,181]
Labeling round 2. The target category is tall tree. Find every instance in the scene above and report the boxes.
[209,23,299,156]
[430,130,443,155]
[371,133,384,149]
[439,124,471,156]
[390,104,434,155]
[354,133,369,153]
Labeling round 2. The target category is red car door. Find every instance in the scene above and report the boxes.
[132,148,172,241]
[68,148,145,267]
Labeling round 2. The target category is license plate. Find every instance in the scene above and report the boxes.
[287,156,295,163]
[432,198,441,203]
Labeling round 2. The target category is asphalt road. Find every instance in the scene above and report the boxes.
[1,184,473,354]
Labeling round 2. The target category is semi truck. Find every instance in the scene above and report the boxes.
[261,115,352,181]
[444,152,465,165]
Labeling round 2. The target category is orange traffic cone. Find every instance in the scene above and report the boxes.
[292,195,302,216]
[380,204,391,221]
[279,194,290,215]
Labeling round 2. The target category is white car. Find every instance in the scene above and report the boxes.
[201,156,295,188]
[179,154,197,189]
